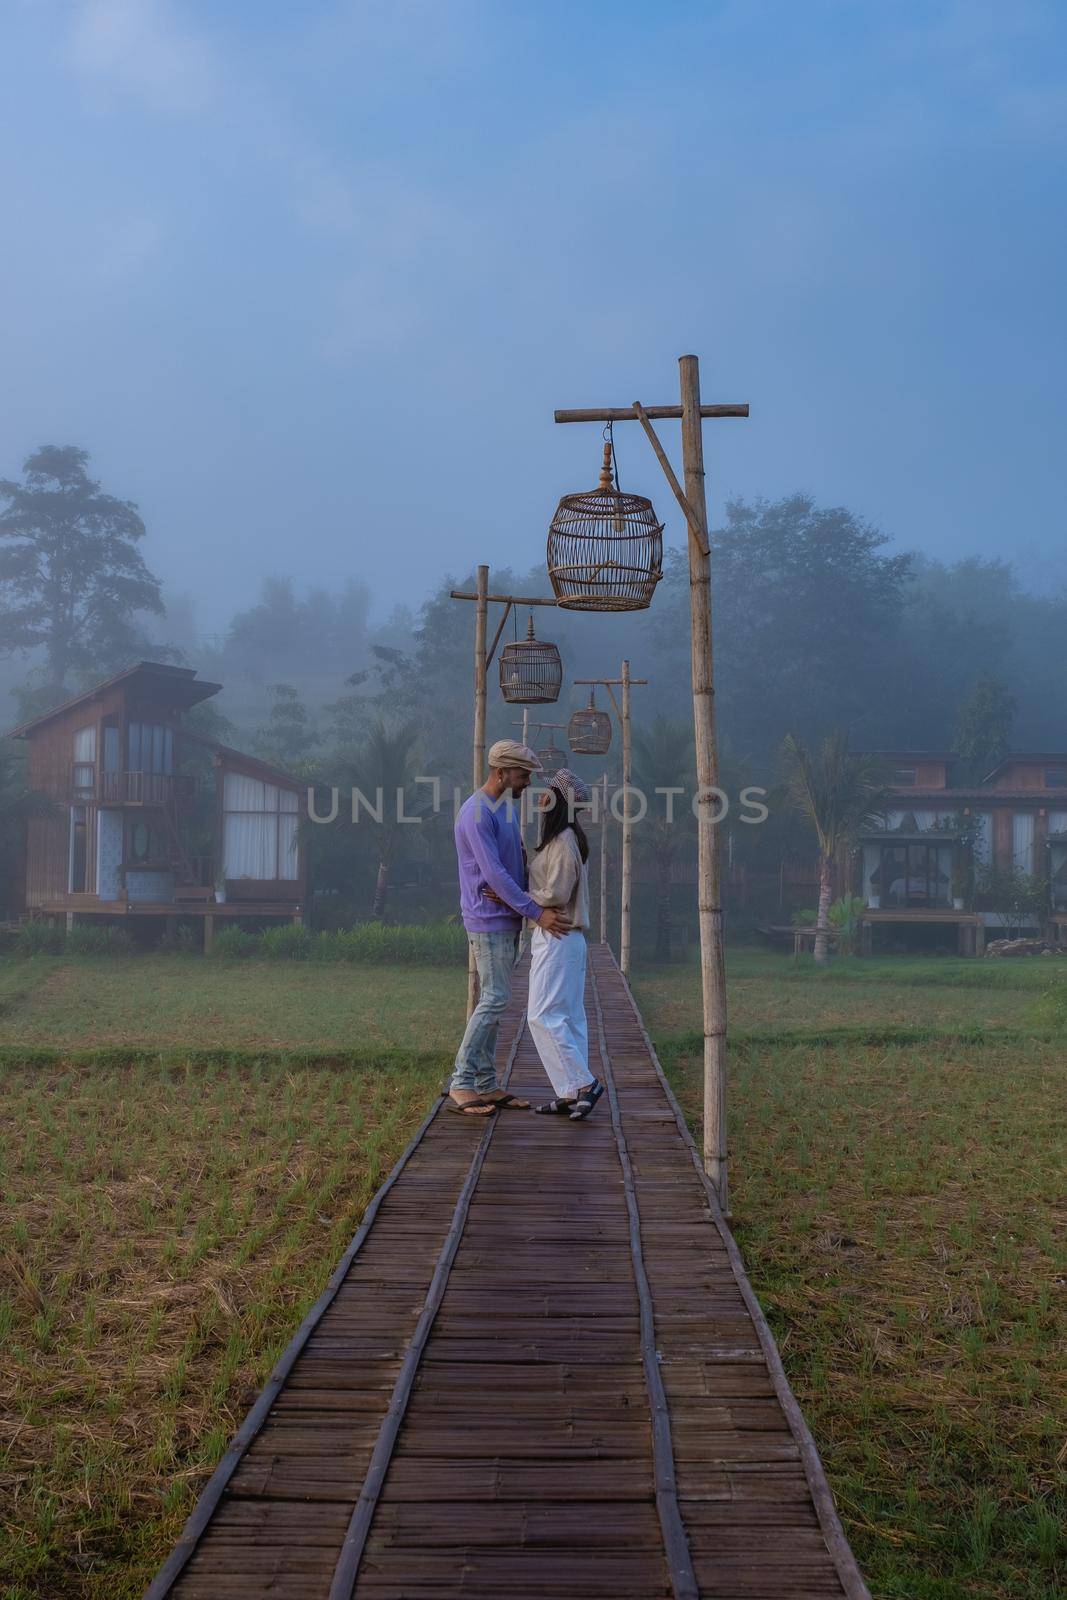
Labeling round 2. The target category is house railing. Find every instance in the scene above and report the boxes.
[72,767,198,807]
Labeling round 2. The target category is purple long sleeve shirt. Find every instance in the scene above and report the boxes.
[455,790,542,933]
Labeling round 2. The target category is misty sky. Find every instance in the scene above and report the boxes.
[1,1,1064,635]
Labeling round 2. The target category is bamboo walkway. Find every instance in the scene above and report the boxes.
[146,945,869,1600]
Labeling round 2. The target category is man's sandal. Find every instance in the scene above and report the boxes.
[568,1080,604,1120]
[446,1096,496,1116]
[478,1090,531,1111]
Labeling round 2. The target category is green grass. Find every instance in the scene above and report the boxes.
[634,956,1067,1600]
[1,949,1064,1598]
[0,1050,447,1600]
[0,954,465,1053]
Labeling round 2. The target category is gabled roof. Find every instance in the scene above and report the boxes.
[178,727,304,790]
[981,753,1067,783]
[5,662,222,739]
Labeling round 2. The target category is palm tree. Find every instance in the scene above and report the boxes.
[631,716,695,962]
[343,719,434,920]
[781,732,891,965]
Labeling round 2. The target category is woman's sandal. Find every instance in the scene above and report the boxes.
[568,1080,604,1120]
[534,1097,577,1116]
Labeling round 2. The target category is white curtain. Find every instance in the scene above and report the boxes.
[222,772,299,880]
[1049,811,1067,839]
[1012,812,1035,876]
[73,726,96,761]
[973,811,994,865]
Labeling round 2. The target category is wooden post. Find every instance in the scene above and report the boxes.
[467,564,489,1019]
[679,354,729,1210]
[600,772,609,945]
[620,658,633,977]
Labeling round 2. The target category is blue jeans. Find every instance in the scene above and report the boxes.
[451,929,522,1092]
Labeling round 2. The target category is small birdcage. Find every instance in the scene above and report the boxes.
[535,735,566,778]
[547,441,663,611]
[568,690,612,755]
[498,614,563,704]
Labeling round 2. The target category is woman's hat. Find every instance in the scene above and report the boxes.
[549,767,591,808]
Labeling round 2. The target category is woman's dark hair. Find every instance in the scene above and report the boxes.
[536,788,589,862]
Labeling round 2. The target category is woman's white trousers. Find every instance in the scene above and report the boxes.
[527,928,590,1100]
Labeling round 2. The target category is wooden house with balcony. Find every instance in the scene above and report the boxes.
[6,661,308,948]
[854,749,1067,953]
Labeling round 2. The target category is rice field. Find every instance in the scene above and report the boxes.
[1,948,1064,1598]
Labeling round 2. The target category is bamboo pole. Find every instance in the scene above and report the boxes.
[467,564,489,1019]
[620,658,633,977]
[679,354,729,1210]
[599,772,609,944]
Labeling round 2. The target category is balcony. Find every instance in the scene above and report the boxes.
[71,766,197,807]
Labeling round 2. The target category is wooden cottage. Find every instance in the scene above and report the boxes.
[6,662,308,948]
[854,749,1067,953]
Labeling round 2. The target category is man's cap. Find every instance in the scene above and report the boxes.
[487,739,542,773]
[549,767,592,806]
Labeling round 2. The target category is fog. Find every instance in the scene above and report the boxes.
[1,2,1065,747]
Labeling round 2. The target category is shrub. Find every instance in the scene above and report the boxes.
[1029,979,1067,1029]
[260,923,314,960]
[159,922,199,955]
[15,922,64,957]
[66,925,135,956]
[315,923,467,965]
[210,926,260,959]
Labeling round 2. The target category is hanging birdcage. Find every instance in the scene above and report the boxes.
[547,441,663,611]
[568,689,612,755]
[498,614,563,704]
[535,736,566,778]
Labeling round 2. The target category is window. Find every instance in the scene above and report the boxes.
[222,773,299,880]
[72,725,96,796]
[892,767,916,786]
[126,820,167,864]
[127,722,173,774]
[1044,766,1067,788]
[872,843,952,908]
[1013,812,1036,877]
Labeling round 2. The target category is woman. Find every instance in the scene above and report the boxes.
[527,768,604,1121]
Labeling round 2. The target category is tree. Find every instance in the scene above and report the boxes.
[952,678,1018,784]
[631,716,695,961]
[254,684,317,771]
[0,446,164,695]
[338,719,435,920]
[781,732,891,965]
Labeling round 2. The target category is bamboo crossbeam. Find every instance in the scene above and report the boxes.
[450,590,558,605]
[574,677,648,686]
[554,404,748,422]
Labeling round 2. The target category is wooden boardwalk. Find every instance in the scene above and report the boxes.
[146,946,868,1600]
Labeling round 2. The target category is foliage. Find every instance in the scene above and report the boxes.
[253,683,318,770]
[975,863,1051,928]
[64,925,135,956]
[14,920,65,956]
[631,715,695,961]
[780,732,892,963]
[952,677,1018,783]
[0,446,166,697]
[209,926,259,959]
[258,922,315,959]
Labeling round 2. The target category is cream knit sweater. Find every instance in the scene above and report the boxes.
[527,829,590,931]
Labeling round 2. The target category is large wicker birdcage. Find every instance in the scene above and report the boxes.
[498,614,563,704]
[568,690,612,755]
[547,442,663,611]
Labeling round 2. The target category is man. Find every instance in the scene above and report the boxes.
[449,739,570,1115]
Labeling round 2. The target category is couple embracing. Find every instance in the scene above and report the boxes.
[448,740,603,1122]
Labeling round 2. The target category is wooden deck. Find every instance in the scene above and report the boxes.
[145,945,868,1600]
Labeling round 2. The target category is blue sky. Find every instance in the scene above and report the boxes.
[1,0,1064,632]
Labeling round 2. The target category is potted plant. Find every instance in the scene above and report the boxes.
[214,867,227,905]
